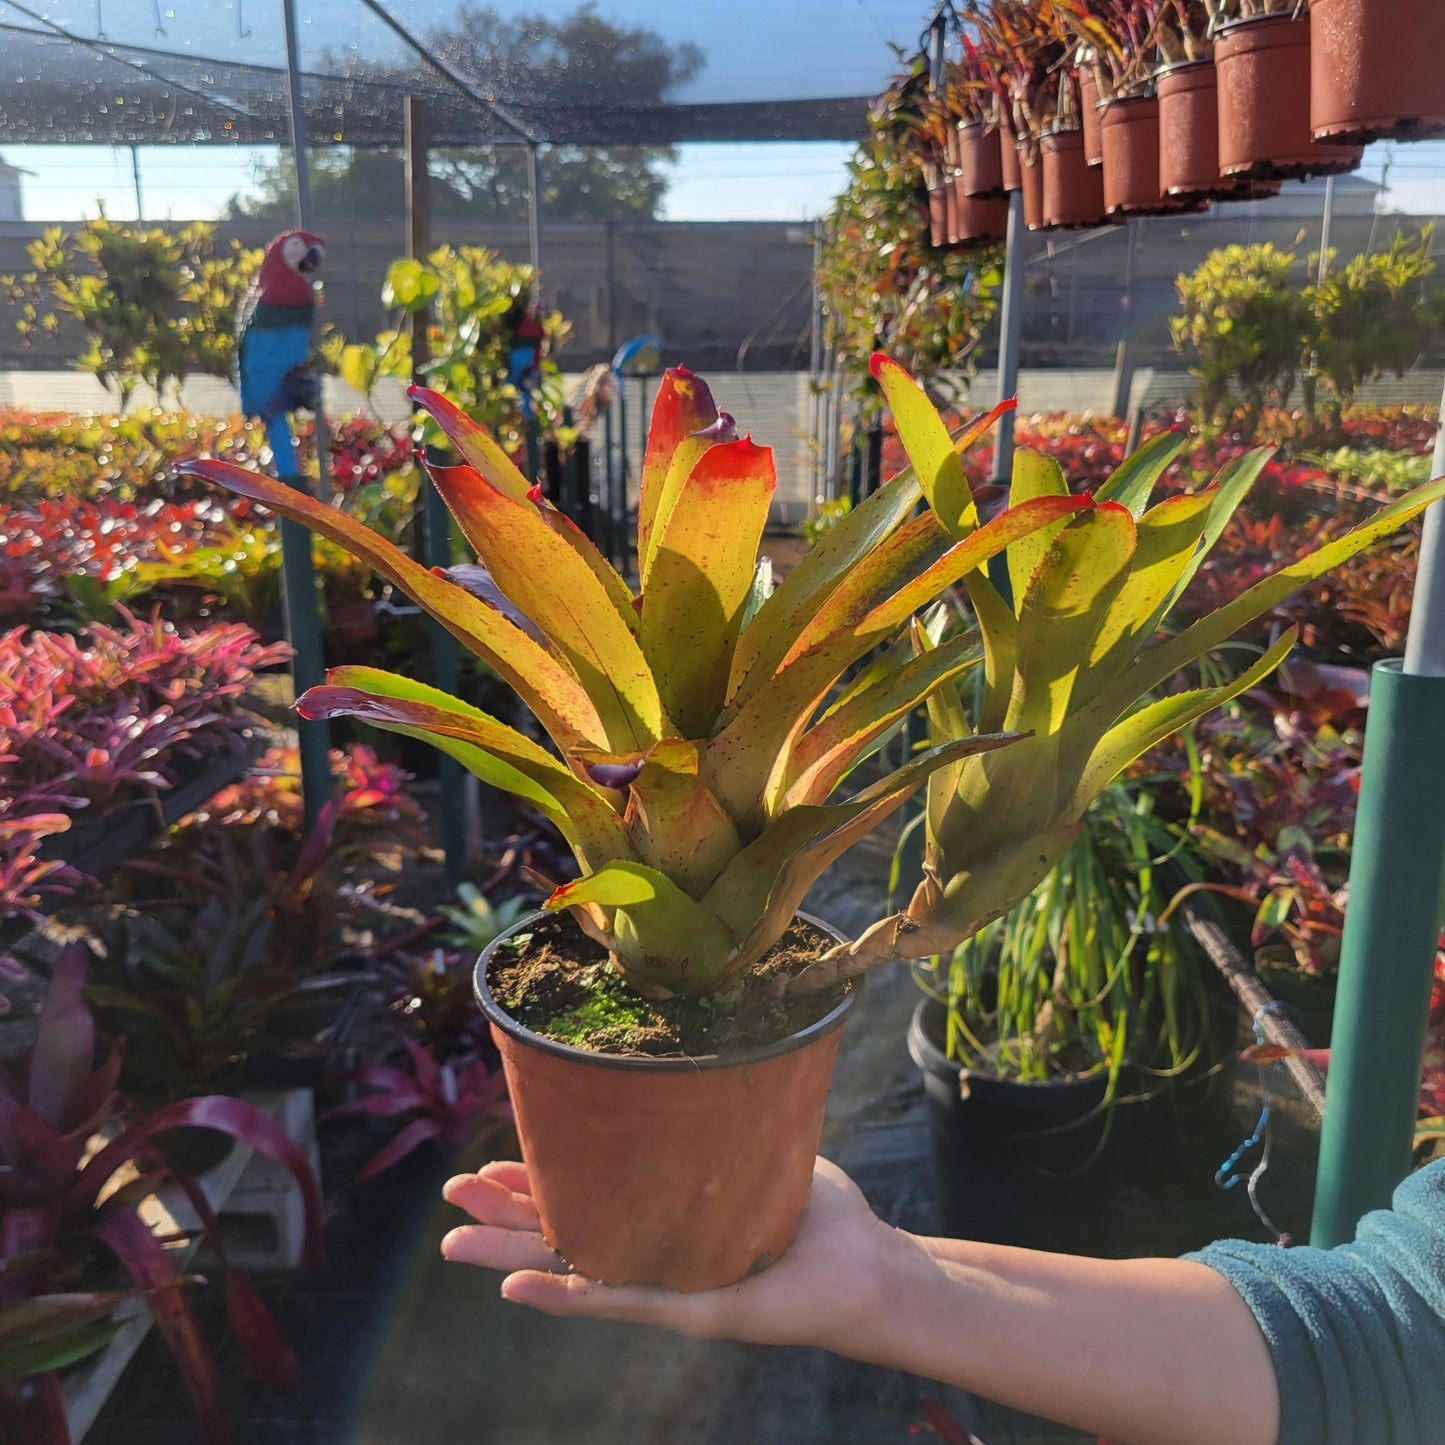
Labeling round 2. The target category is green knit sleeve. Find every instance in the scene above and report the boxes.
[1185,1159,1445,1445]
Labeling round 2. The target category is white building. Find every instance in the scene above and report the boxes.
[0,154,32,222]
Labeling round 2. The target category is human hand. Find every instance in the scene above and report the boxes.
[440,1156,915,1355]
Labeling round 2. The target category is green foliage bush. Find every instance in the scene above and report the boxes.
[819,58,1001,416]
[2,218,260,408]
[1172,232,1445,435]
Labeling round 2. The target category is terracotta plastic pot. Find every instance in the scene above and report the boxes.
[1000,131,1022,192]
[1099,94,1167,216]
[475,912,858,1292]
[1157,59,1239,201]
[927,184,948,248]
[1018,144,1044,230]
[951,177,1010,245]
[1215,13,1362,180]
[1311,0,1445,144]
[1078,68,1104,166]
[1040,129,1106,229]
[958,120,1006,199]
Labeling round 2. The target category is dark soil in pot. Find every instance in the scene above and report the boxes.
[475,910,858,1291]
[1311,0,1445,145]
[1215,12,1362,179]
[908,999,1132,1256]
[488,910,846,1058]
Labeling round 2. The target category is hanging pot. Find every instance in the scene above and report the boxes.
[943,178,962,246]
[908,1000,1132,1253]
[1018,142,1044,231]
[1215,12,1362,180]
[474,911,858,1292]
[951,180,1010,246]
[1040,129,1106,229]
[1310,0,1445,144]
[958,120,1006,199]
[1099,94,1174,217]
[999,129,1023,192]
[1157,59,1242,201]
[927,184,949,248]
[1078,67,1104,166]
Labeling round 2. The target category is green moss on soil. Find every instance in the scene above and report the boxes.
[488,913,847,1059]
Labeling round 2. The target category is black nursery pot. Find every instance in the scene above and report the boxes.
[908,999,1131,1255]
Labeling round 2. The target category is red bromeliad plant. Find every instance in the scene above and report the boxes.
[322,1035,511,1184]
[0,945,321,1445]
[185,357,1086,1003]
[972,0,1068,144]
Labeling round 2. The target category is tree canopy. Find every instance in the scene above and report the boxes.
[230,5,702,224]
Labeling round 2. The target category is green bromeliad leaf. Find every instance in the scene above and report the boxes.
[545,861,737,993]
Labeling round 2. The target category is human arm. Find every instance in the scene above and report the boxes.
[440,1157,1279,1445]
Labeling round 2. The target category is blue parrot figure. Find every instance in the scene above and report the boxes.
[235,229,326,476]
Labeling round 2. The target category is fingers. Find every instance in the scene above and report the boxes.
[441,1224,563,1274]
[497,1269,732,1339]
[442,1170,540,1232]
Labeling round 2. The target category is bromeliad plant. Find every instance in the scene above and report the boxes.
[803,358,1445,984]
[185,359,1090,1002]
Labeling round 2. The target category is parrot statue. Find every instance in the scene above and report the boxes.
[236,229,326,475]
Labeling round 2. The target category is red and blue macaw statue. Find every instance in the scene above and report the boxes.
[236,229,326,475]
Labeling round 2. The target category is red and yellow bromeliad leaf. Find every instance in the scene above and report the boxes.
[178,460,608,751]
[1007,502,1138,737]
[408,385,532,502]
[707,495,1088,829]
[301,670,631,867]
[1005,448,1071,610]
[871,353,1018,542]
[728,465,925,704]
[635,367,720,580]
[639,438,775,739]
[423,460,664,750]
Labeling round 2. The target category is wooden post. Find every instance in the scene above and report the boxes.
[406,95,467,891]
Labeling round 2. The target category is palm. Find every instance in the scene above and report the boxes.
[441,1157,895,1350]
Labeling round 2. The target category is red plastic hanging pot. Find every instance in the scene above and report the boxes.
[1018,142,1044,230]
[952,173,1010,245]
[1099,95,1165,216]
[958,120,1006,199]
[1157,59,1240,201]
[1078,68,1104,165]
[1000,129,1023,192]
[1040,130,1106,229]
[927,184,948,248]
[1311,0,1445,144]
[1215,12,1362,180]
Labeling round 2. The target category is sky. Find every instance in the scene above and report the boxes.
[1,0,1444,222]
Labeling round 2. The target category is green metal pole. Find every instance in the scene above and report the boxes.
[422,450,466,894]
[1311,659,1445,1246]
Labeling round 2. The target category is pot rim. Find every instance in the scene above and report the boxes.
[475,908,860,1072]
[1154,57,1216,82]
[1097,90,1158,118]
[1214,9,1304,39]
[907,996,1114,1092]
